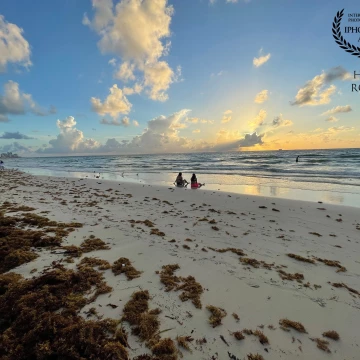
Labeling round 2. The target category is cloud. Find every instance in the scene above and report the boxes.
[192,129,201,133]
[115,61,136,82]
[321,105,352,116]
[327,126,355,134]
[39,116,101,154]
[254,90,269,103]
[291,67,351,106]
[0,15,32,72]
[248,109,267,129]
[211,70,225,77]
[221,110,233,123]
[253,53,271,68]
[100,117,131,126]
[271,114,293,128]
[0,131,33,139]
[108,58,117,67]
[213,132,264,151]
[0,114,9,122]
[0,141,32,154]
[326,116,338,122]
[0,81,53,120]
[84,0,178,102]
[49,105,57,114]
[91,84,132,118]
[133,120,139,127]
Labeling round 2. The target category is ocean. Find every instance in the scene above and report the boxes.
[4,148,360,207]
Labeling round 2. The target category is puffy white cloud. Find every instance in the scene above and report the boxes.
[0,80,52,120]
[254,89,269,103]
[271,114,293,128]
[84,0,178,101]
[115,61,135,81]
[326,116,338,122]
[91,84,132,118]
[193,129,200,133]
[253,52,271,67]
[221,110,232,123]
[0,15,32,72]
[291,67,351,106]
[248,109,266,129]
[143,61,179,101]
[0,131,33,139]
[123,83,143,95]
[39,116,101,154]
[321,105,352,116]
[133,120,139,127]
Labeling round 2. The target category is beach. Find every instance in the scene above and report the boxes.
[1,169,360,360]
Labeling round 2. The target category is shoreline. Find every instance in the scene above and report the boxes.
[10,167,360,208]
[1,170,360,359]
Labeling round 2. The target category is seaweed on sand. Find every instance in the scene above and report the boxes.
[279,319,307,333]
[287,254,315,264]
[316,257,347,272]
[322,330,340,340]
[112,257,142,280]
[0,265,126,360]
[77,257,111,271]
[158,265,203,308]
[277,270,304,282]
[80,237,110,252]
[206,305,227,327]
[0,210,80,273]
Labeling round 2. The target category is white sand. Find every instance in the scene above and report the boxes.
[1,170,360,359]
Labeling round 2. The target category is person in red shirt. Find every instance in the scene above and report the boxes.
[190,173,204,189]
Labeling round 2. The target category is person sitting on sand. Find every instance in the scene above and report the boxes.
[190,173,204,189]
[175,172,188,187]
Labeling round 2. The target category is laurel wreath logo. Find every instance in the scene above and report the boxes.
[333,9,360,58]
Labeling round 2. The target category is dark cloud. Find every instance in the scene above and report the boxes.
[0,131,34,139]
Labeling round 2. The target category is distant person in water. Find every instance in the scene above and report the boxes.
[175,172,188,187]
[296,156,299,163]
[0,160,4,170]
[190,173,204,189]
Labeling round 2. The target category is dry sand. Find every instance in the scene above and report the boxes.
[1,170,360,359]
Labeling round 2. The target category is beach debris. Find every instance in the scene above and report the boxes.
[206,305,227,327]
[241,329,269,344]
[209,247,246,257]
[279,319,307,333]
[112,257,142,280]
[310,338,331,353]
[0,209,82,273]
[232,312,240,322]
[259,206,267,209]
[150,228,165,237]
[183,244,190,249]
[277,269,304,282]
[309,232,322,237]
[331,282,360,296]
[287,253,315,264]
[322,330,340,340]
[232,331,245,340]
[272,208,280,212]
[211,226,219,231]
[80,236,110,252]
[151,338,177,359]
[247,354,264,360]
[220,335,229,346]
[315,257,347,272]
[159,264,203,308]
[176,336,193,351]
[0,264,120,360]
[77,257,111,271]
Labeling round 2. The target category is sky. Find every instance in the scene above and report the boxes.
[0,0,359,156]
